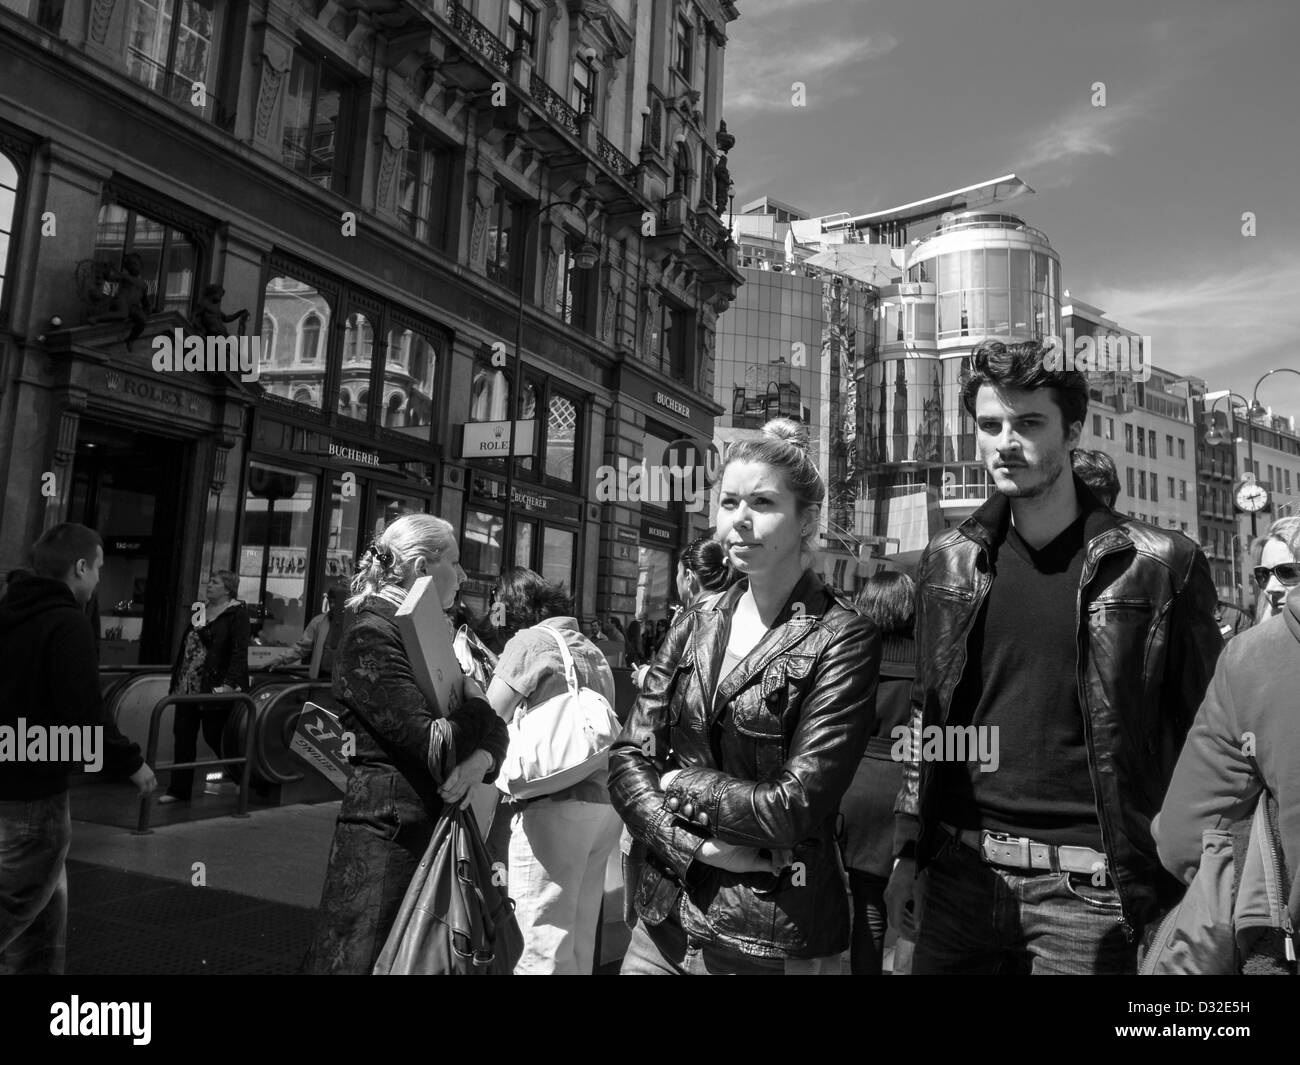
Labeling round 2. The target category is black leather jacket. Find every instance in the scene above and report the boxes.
[609,569,881,959]
[894,480,1223,935]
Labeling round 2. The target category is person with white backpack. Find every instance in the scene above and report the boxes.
[486,568,622,974]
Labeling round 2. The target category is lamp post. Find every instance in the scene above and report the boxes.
[1229,532,1247,610]
[1204,390,1256,536]
[502,199,598,570]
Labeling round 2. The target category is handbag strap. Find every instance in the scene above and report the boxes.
[535,624,579,695]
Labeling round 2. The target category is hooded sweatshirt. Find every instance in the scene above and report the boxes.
[1154,583,1300,930]
[0,573,144,798]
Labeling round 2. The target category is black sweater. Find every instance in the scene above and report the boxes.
[0,575,145,798]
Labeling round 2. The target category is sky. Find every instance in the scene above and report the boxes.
[722,0,1300,420]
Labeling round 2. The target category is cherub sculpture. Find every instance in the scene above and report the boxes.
[191,283,250,336]
[84,252,151,350]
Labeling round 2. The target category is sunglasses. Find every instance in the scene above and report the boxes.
[1253,563,1300,588]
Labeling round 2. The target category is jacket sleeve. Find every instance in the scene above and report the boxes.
[50,612,144,778]
[1162,546,1223,736]
[608,615,717,880]
[336,615,501,784]
[1152,637,1259,884]
[221,607,252,691]
[276,615,320,664]
[659,615,881,850]
[892,546,935,858]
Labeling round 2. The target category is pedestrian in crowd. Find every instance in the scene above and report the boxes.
[841,571,917,975]
[0,524,155,974]
[885,339,1222,974]
[584,616,625,669]
[305,515,508,975]
[625,617,643,667]
[611,418,881,975]
[267,585,346,678]
[631,536,732,691]
[159,570,252,805]
[1071,448,1119,509]
[652,618,670,653]
[604,614,628,646]
[1249,515,1300,624]
[485,568,622,974]
[1153,575,1300,960]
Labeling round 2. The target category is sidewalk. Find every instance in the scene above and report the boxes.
[63,801,338,975]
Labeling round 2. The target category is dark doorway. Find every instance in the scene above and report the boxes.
[68,419,187,664]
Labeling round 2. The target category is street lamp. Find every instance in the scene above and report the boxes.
[1229,532,1247,610]
[1249,367,1300,420]
[502,198,598,571]
[1203,389,1258,536]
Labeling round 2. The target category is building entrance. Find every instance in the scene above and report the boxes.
[68,419,187,665]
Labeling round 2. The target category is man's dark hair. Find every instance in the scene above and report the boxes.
[29,523,102,579]
[1072,448,1120,508]
[960,339,1088,432]
[495,566,572,630]
[854,571,917,637]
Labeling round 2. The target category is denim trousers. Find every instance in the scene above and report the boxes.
[912,832,1137,975]
[621,905,843,975]
[0,792,71,975]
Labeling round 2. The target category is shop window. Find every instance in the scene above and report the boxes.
[240,462,316,647]
[261,272,332,413]
[281,50,352,193]
[636,545,673,639]
[507,0,537,57]
[381,324,439,441]
[518,380,538,472]
[471,366,510,422]
[543,393,578,483]
[325,474,361,587]
[486,186,523,287]
[541,525,575,591]
[0,150,19,315]
[93,201,198,316]
[397,126,451,247]
[124,0,219,118]
[339,311,374,422]
[463,509,504,577]
[371,488,427,540]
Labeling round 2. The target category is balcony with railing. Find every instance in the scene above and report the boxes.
[445,0,511,72]
[529,73,581,137]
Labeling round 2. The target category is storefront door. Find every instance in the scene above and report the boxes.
[68,419,186,665]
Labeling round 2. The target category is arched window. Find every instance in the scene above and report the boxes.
[299,313,322,362]
[294,387,313,405]
[0,150,18,312]
[344,312,373,364]
[338,389,352,417]
[387,327,412,368]
[386,392,405,428]
[260,315,276,363]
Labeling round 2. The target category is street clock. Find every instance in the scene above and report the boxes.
[1235,475,1270,513]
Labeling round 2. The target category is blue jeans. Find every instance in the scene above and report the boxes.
[913,833,1136,975]
[620,910,842,975]
[0,793,71,975]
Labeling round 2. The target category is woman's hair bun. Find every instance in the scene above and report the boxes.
[761,417,810,450]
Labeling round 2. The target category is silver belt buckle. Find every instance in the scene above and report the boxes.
[980,831,1030,869]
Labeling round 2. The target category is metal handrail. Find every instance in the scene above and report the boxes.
[249,680,338,785]
[136,693,256,835]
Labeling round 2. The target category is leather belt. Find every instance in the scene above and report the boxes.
[940,822,1109,883]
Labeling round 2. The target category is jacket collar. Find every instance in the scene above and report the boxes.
[958,473,1129,560]
[692,568,827,720]
[879,633,916,679]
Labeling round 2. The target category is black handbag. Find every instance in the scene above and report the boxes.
[373,800,524,975]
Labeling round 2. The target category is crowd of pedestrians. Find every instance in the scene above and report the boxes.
[3,338,1300,975]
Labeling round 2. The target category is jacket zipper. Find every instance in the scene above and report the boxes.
[1076,537,1137,941]
[1261,801,1296,962]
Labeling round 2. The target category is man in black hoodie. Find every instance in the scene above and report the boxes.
[0,523,156,974]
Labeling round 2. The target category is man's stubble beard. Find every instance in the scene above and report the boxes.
[991,447,1070,500]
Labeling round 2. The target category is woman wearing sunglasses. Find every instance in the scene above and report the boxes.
[1251,516,1300,623]
[1153,514,1300,948]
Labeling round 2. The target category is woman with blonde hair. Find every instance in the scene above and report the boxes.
[304,514,509,974]
[611,418,881,974]
[1250,515,1300,624]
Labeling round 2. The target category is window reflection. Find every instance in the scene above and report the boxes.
[339,311,374,421]
[261,274,331,412]
[240,462,315,647]
[382,325,437,440]
[545,394,577,482]
[471,367,509,422]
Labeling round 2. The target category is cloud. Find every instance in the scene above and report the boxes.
[1015,94,1151,175]
[1088,252,1300,406]
[724,33,897,113]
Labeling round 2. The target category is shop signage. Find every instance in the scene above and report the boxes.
[238,547,356,583]
[328,441,380,467]
[470,475,582,523]
[615,528,639,545]
[639,517,677,544]
[461,420,536,458]
[654,392,690,419]
[103,370,202,415]
[107,537,152,556]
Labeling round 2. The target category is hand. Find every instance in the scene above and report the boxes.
[439,749,493,808]
[694,840,779,875]
[884,857,918,936]
[631,664,650,690]
[212,684,232,694]
[130,763,158,796]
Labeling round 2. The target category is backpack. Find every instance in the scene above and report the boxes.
[1141,789,1296,975]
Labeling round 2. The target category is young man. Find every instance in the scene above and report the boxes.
[885,340,1222,974]
[0,523,156,974]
